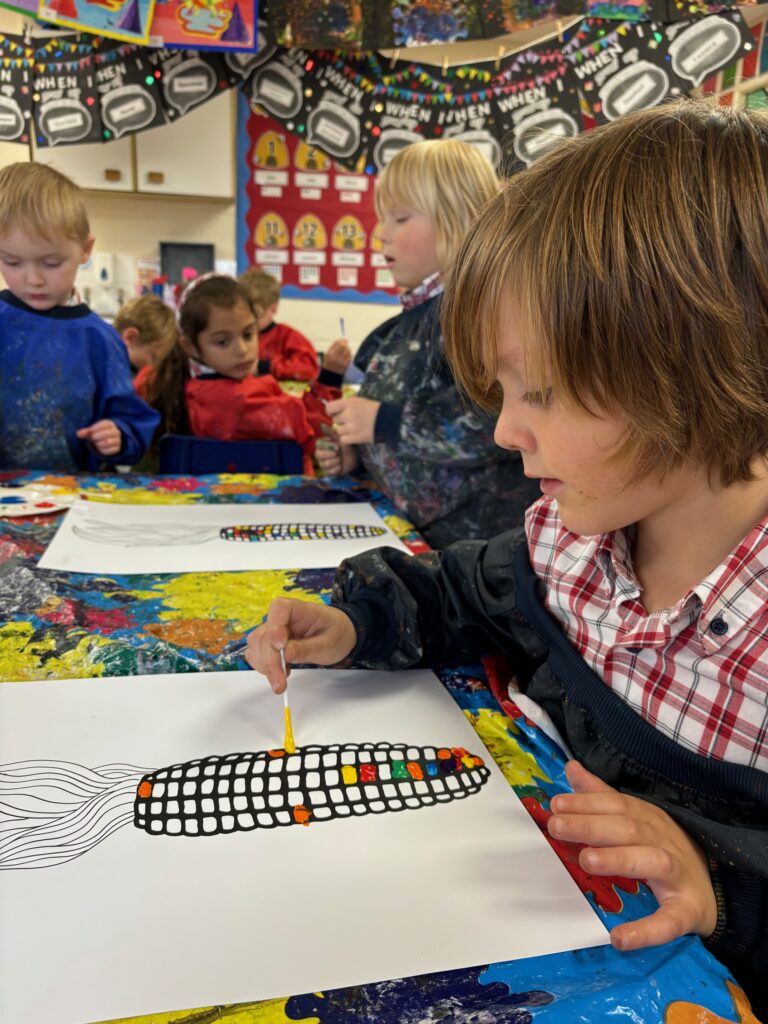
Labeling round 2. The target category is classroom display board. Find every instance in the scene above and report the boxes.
[242,107,399,301]
[0,668,609,1024]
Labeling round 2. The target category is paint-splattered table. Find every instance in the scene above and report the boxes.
[0,469,757,1024]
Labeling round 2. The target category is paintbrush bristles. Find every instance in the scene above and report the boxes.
[280,650,296,753]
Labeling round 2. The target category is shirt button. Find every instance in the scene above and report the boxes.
[709,617,728,636]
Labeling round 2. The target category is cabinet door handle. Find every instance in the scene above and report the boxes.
[146,171,165,185]
[104,168,122,182]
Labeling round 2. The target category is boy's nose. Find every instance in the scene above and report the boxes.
[494,410,536,456]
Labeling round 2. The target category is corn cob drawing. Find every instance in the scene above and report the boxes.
[71,521,386,546]
[0,744,489,870]
[219,524,386,542]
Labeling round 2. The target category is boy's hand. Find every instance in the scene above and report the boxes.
[324,338,352,374]
[76,419,122,456]
[326,396,381,444]
[548,761,718,950]
[316,437,360,477]
[246,597,357,693]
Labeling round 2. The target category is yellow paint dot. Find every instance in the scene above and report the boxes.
[341,765,357,785]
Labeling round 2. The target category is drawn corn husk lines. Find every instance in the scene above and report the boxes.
[0,743,489,869]
[71,521,386,546]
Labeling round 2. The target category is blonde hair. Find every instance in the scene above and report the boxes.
[239,267,279,311]
[443,100,768,487]
[375,139,499,269]
[0,162,90,244]
[113,295,178,356]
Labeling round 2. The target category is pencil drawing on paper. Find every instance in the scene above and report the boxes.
[0,743,489,870]
[71,521,388,546]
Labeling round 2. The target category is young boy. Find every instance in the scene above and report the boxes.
[238,267,320,381]
[0,163,158,471]
[247,101,768,1018]
[113,294,178,373]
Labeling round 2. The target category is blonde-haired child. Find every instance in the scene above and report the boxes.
[238,267,320,381]
[323,138,539,547]
[113,295,178,372]
[0,163,158,469]
[248,102,768,1019]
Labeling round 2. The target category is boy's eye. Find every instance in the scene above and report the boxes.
[520,387,553,408]
[1,258,19,266]
[43,261,62,268]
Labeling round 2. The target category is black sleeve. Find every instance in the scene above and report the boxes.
[331,529,549,673]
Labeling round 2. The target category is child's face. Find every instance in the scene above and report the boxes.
[188,300,259,380]
[377,207,440,290]
[0,227,94,310]
[493,298,689,537]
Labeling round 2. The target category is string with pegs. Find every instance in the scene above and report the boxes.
[495,44,505,71]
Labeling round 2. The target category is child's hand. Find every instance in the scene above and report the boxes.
[246,597,357,693]
[324,338,352,374]
[76,419,122,456]
[548,761,718,951]
[326,396,381,444]
[316,438,359,477]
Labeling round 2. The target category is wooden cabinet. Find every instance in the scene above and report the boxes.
[134,92,233,199]
[34,137,134,192]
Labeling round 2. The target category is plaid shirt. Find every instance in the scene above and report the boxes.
[526,496,768,771]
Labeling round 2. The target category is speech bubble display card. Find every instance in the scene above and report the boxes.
[94,50,167,139]
[31,64,102,148]
[39,0,157,44]
[38,500,412,574]
[0,668,609,1024]
[145,48,233,120]
[148,0,257,49]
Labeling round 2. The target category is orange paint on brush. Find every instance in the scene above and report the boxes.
[137,780,152,798]
[293,805,312,826]
[406,761,423,780]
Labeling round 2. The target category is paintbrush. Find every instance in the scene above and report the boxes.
[281,649,296,754]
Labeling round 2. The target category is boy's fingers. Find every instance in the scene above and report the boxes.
[578,843,676,881]
[610,902,692,951]
[565,760,614,794]
[325,399,344,416]
[549,811,647,847]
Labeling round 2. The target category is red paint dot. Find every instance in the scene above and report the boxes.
[359,763,378,783]
[35,501,55,508]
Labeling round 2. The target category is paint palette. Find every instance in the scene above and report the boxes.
[0,486,76,518]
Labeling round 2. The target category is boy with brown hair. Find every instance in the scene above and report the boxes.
[238,267,320,381]
[247,101,768,1017]
[113,294,178,373]
[0,162,158,470]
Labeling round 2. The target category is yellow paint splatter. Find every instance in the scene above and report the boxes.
[212,473,284,491]
[381,512,416,539]
[82,488,203,506]
[464,708,552,789]
[0,623,109,681]
[100,995,319,1023]
[130,571,323,633]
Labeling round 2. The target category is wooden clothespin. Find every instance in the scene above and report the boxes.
[442,52,449,75]
[389,47,400,70]
[495,44,505,71]
[556,19,565,44]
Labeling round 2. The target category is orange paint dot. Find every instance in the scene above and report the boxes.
[437,748,452,760]
[472,756,485,767]
[293,805,312,826]
[451,747,468,757]
[137,780,152,798]
[406,761,423,780]
[268,749,286,758]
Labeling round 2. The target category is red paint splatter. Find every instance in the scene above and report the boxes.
[82,605,136,632]
[521,796,639,913]
[148,478,200,491]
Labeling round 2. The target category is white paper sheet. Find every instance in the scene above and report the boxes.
[0,669,609,1024]
[37,501,410,574]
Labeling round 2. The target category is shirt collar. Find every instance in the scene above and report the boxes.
[400,271,443,310]
[595,516,768,650]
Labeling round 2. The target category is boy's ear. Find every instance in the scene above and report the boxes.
[121,326,140,346]
[80,234,96,265]
[267,301,279,320]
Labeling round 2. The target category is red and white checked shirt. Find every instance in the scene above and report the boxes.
[525,496,768,772]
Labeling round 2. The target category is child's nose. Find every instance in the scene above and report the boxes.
[494,408,536,456]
